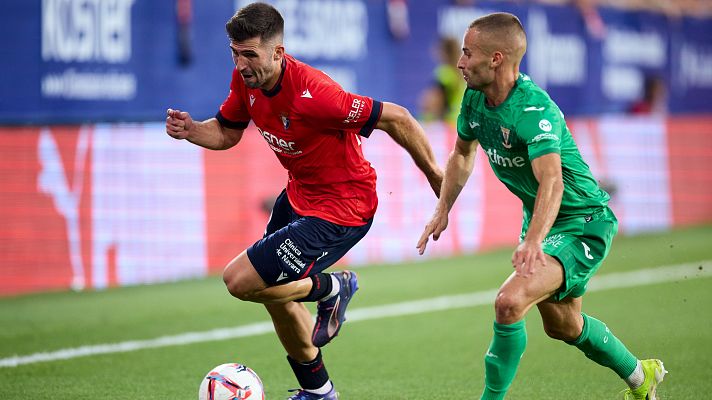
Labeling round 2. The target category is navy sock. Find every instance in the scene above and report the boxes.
[287,350,329,390]
[296,273,332,302]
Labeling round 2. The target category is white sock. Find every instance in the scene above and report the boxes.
[320,274,340,301]
[625,360,645,389]
[305,380,333,395]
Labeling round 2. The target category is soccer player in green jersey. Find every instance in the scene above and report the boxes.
[417,12,666,400]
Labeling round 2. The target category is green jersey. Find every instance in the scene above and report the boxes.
[456,73,609,224]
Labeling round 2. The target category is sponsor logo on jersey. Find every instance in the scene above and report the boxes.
[257,127,302,155]
[501,126,512,149]
[485,148,526,168]
[532,133,559,143]
[344,98,365,123]
[539,119,553,132]
[300,89,312,98]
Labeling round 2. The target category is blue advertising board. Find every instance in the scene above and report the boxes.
[1,0,711,124]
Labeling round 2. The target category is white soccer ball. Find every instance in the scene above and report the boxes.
[198,363,265,400]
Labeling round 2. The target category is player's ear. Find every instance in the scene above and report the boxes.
[491,51,504,68]
[273,44,285,61]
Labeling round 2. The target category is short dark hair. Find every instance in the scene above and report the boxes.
[226,2,284,43]
[469,12,525,39]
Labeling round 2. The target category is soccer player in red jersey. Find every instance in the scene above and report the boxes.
[166,3,442,399]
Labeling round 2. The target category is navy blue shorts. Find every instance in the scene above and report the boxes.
[246,190,373,285]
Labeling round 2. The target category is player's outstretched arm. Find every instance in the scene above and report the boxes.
[417,137,478,255]
[376,102,443,196]
[511,152,563,276]
[166,108,244,150]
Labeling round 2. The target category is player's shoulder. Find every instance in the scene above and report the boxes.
[287,54,341,91]
[512,74,554,107]
[511,73,563,119]
[461,87,484,113]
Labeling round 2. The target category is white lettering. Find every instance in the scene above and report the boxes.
[603,28,666,67]
[679,43,712,89]
[236,0,367,61]
[41,69,136,100]
[42,0,135,63]
[527,9,586,89]
[486,148,526,168]
[37,128,90,291]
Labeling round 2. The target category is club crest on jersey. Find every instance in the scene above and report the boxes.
[501,126,512,149]
[249,94,255,107]
[280,114,290,130]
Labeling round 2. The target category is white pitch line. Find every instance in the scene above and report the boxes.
[1,261,709,368]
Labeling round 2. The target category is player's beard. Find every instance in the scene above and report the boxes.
[243,63,276,89]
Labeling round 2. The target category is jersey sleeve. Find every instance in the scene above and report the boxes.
[215,68,251,130]
[302,80,382,138]
[456,89,478,141]
[516,105,564,160]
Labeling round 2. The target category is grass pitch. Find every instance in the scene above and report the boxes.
[1,225,711,399]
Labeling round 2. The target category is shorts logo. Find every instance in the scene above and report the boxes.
[581,241,594,260]
[501,126,512,149]
[539,119,552,132]
[276,238,307,274]
[542,234,565,248]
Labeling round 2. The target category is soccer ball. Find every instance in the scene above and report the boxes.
[198,363,265,400]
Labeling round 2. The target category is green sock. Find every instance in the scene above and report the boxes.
[567,313,638,379]
[481,320,527,400]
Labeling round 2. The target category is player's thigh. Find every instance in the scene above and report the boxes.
[499,253,565,310]
[223,189,294,295]
[543,213,617,302]
[247,215,372,286]
[223,251,270,296]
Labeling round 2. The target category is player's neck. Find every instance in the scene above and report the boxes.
[262,61,284,92]
[484,69,518,107]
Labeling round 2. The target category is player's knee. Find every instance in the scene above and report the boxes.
[494,291,526,323]
[223,267,257,302]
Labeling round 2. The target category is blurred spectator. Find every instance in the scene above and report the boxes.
[628,75,667,115]
[419,37,466,125]
[387,0,410,40]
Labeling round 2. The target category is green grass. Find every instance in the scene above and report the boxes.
[1,224,711,399]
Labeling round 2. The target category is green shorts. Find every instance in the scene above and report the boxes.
[539,207,618,301]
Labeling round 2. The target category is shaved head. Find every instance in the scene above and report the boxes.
[469,12,527,62]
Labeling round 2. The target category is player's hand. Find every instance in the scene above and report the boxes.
[417,205,449,255]
[511,239,547,277]
[166,108,194,140]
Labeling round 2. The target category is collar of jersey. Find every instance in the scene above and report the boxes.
[484,75,521,111]
[261,57,287,98]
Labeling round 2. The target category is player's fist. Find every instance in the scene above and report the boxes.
[166,108,194,140]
